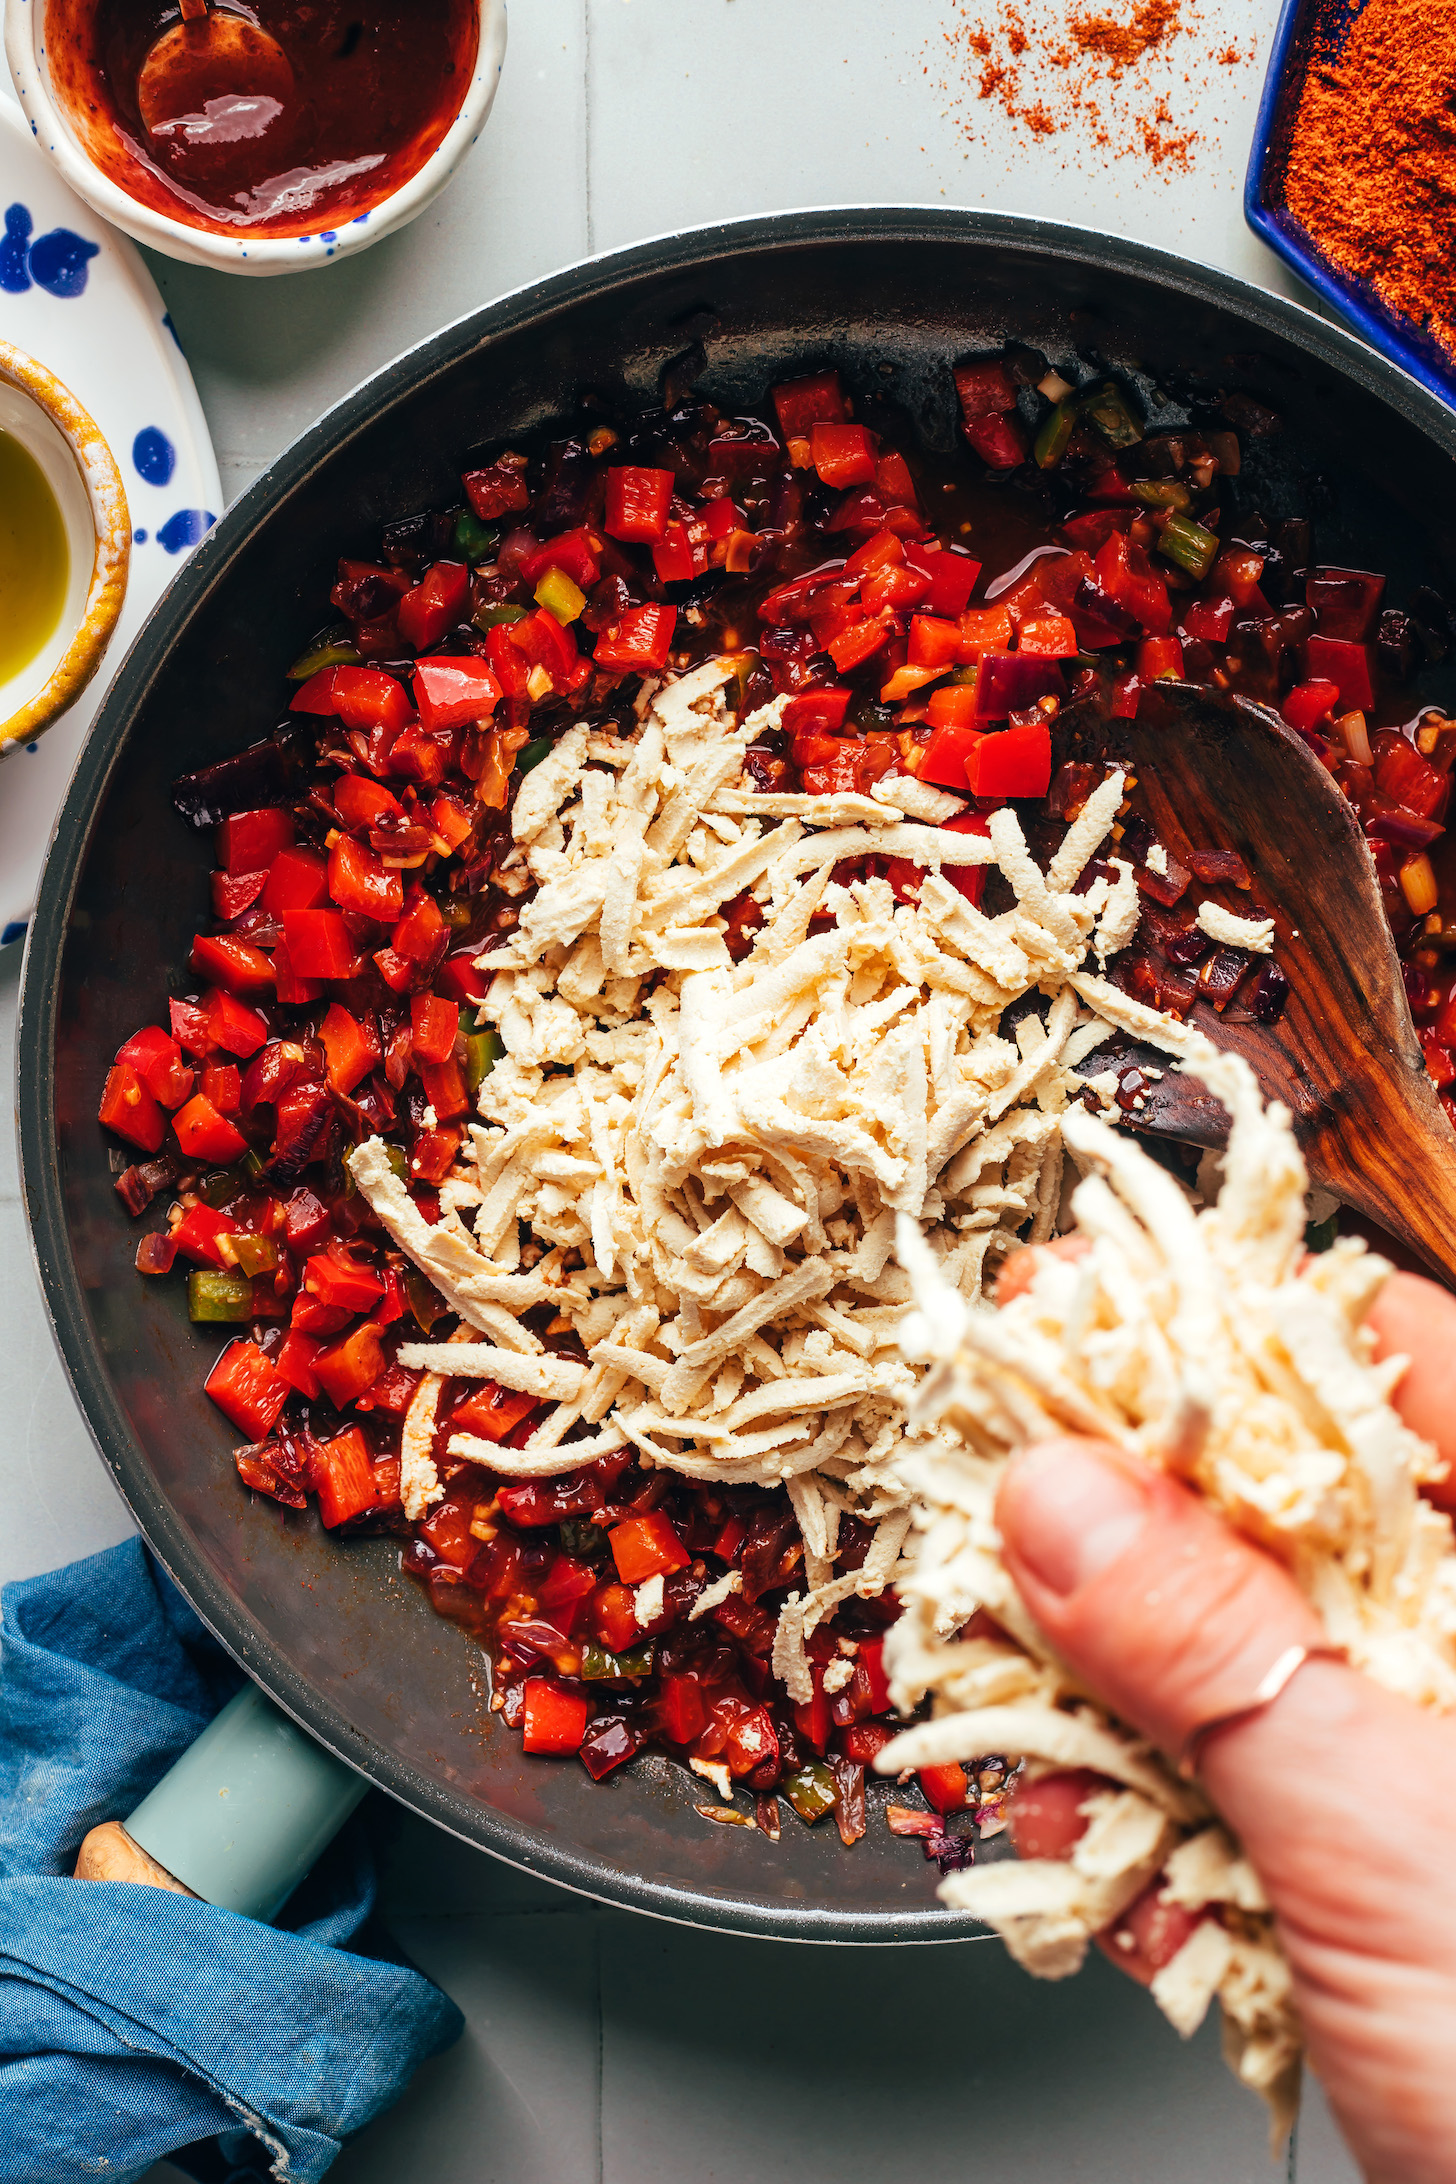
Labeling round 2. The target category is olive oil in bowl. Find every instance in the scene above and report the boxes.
[0,427,70,689]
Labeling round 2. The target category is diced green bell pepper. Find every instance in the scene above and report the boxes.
[286,638,361,680]
[1304,1214,1338,1254]
[580,1640,655,1682]
[463,1024,503,1095]
[404,1265,450,1334]
[1082,383,1144,450]
[199,1167,244,1208]
[781,1759,839,1824]
[442,895,474,931]
[1130,478,1194,512]
[473,601,529,633]
[453,510,500,564]
[1033,398,1080,469]
[383,1144,410,1186]
[517,735,554,775]
[559,1517,610,1559]
[1157,513,1220,579]
[231,1233,279,1278]
[188,1269,254,1323]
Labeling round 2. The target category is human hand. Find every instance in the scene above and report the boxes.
[992,1264,1456,2184]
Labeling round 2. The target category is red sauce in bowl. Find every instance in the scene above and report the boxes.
[45,0,480,237]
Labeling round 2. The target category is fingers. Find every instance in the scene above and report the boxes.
[1367,1270,1456,1505]
[994,1438,1322,1764]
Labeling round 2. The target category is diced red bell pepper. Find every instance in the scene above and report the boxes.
[1136,635,1185,681]
[205,1340,289,1439]
[782,688,854,737]
[1094,531,1172,635]
[190,932,275,997]
[397,560,470,652]
[201,1061,242,1115]
[315,1003,372,1094]
[1181,595,1236,644]
[305,1250,384,1314]
[908,614,966,671]
[793,1672,832,1757]
[386,722,452,788]
[652,521,704,586]
[593,603,677,673]
[918,721,983,794]
[334,775,402,829]
[484,620,532,700]
[605,466,675,544]
[169,998,214,1057]
[172,1093,248,1163]
[962,411,1029,468]
[968,719,1052,799]
[811,422,878,489]
[857,1636,892,1713]
[412,656,502,732]
[328,835,403,922]
[919,1762,969,1815]
[313,1322,386,1409]
[924,550,981,617]
[202,988,269,1059]
[506,606,582,684]
[953,357,1020,416]
[840,1721,896,1765]
[98,1061,166,1153]
[451,1382,537,1442]
[429,790,475,852]
[116,1025,194,1108]
[409,993,458,1066]
[391,890,446,968]
[275,1330,325,1399]
[211,869,268,922]
[1281,679,1341,735]
[1307,565,1386,642]
[519,526,602,590]
[723,1705,779,1778]
[419,1055,469,1122]
[771,368,847,441]
[436,950,491,1006]
[825,619,890,674]
[262,843,329,916]
[609,1509,690,1583]
[271,939,325,1006]
[845,528,905,576]
[409,1125,461,1184]
[924,683,981,731]
[1095,1879,1203,1987]
[217,808,294,876]
[654,1671,708,1745]
[463,452,530,520]
[587,1580,640,1654]
[876,449,918,507]
[940,809,992,907]
[283,1187,330,1254]
[522,1679,591,1756]
[283,909,361,981]
[957,605,1015,657]
[972,654,1066,720]
[291,664,415,735]
[291,1294,352,1339]
[1306,634,1375,713]
[1018,614,1079,658]
[311,1425,379,1528]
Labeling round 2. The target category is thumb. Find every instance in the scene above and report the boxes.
[994,1438,1323,1765]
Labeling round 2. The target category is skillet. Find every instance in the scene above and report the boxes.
[19,208,1456,1941]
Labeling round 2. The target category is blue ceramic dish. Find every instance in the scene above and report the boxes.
[1245,0,1456,413]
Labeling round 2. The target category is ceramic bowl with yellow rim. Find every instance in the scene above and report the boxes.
[0,342,129,760]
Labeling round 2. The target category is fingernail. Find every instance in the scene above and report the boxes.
[1000,1442,1151,1597]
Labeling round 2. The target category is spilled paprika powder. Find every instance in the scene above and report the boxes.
[1283,0,1456,367]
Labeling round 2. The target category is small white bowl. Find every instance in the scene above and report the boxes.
[5,0,507,276]
[0,340,129,761]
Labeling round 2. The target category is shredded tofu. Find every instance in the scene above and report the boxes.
[1196,900,1275,954]
[345,661,1157,1705]
[879,1041,1452,2138]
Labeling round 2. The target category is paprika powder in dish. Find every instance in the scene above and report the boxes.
[1283,0,1456,371]
[42,0,479,238]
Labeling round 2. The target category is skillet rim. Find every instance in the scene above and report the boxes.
[19,205,1456,1942]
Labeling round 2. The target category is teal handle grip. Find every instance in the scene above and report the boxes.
[125,1684,367,1923]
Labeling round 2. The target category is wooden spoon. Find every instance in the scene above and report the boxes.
[1052,682,1456,1284]
[137,2,293,143]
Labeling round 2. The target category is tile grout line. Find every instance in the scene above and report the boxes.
[582,0,595,258]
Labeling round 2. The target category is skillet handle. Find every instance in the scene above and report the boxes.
[74,1685,366,1923]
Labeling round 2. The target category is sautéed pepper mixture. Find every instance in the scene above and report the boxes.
[100,345,1454,1856]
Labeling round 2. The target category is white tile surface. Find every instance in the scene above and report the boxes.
[10,3,1366,2179]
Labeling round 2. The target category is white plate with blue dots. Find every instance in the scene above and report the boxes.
[0,91,219,948]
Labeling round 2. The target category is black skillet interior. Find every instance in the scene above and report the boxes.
[20,210,1456,1941]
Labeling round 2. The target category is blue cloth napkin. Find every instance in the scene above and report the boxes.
[0,1538,463,2184]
